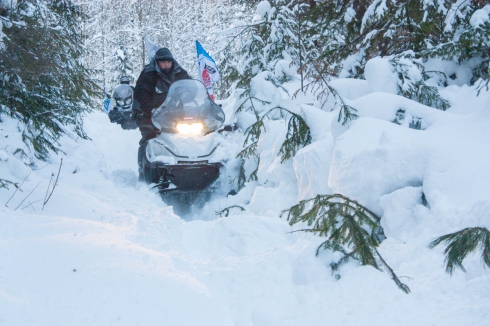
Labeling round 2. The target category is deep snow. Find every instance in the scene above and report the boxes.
[1,62,490,324]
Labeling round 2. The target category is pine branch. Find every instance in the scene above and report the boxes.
[429,227,490,275]
[281,194,410,293]
[216,205,246,217]
[309,61,358,125]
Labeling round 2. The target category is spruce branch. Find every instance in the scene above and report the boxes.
[309,61,358,125]
[248,156,260,182]
[278,109,312,163]
[237,160,247,191]
[237,103,311,183]
[338,104,358,126]
[216,205,246,218]
[281,194,410,294]
[236,92,271,114]
[390,53,450,111]
[429,227,490,275]
[237,142,258,160]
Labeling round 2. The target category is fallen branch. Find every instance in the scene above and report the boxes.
[14,182,42,211]
[5,172,30,208]
[21,199,43,211]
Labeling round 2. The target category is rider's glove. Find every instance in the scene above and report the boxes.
[108,110,123,123]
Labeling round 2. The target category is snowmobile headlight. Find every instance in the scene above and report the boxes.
[176,122,203,135]
[116,98,125,106]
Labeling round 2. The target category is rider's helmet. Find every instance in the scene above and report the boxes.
[120,75,131,84]
[113,84,133,110]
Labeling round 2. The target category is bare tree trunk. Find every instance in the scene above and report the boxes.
[138,0,145,70]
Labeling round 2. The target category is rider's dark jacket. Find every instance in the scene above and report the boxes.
[134,49,190,118]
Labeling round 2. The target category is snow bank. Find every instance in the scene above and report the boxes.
[329,117,427,214]
[330,78,373,100]
[364,56,398,94]
[329,89,490,220]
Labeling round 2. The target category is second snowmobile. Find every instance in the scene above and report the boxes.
[108,83,138,130]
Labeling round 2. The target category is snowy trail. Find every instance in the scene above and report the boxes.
[1,111,489,325]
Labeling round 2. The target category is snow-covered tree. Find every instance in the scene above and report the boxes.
[108,45,134,86]
[75,0,238,93]
[0,0,98,161]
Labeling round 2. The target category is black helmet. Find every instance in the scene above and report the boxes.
[120,76,131,84]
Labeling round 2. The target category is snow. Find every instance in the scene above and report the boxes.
[1,71,490,325]
[274,59,297,82]
[470,5,490,28]
[364,56,398,94]
[253,1,271,22]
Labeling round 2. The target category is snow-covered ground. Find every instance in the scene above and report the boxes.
[1,71,490,325]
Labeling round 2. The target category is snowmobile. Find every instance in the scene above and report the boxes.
[108,83,138,130]
[141,79,232,201]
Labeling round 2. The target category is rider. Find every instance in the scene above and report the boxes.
[133,47,190,180]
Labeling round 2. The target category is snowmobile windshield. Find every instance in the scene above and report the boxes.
[151,79,225,134]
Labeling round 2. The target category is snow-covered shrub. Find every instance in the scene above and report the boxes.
[422,3,490,91]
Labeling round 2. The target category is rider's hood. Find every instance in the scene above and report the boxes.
[144,57,184,79]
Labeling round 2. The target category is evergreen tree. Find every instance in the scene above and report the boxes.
[217,0,312,188]
[0,0,98,160]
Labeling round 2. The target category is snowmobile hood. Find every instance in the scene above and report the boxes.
[113,84,133,110]
[113,84,133,100]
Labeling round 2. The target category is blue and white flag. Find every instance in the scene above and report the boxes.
[103,97,111,114]
[103,82,112,114]
[196,41,220,101]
